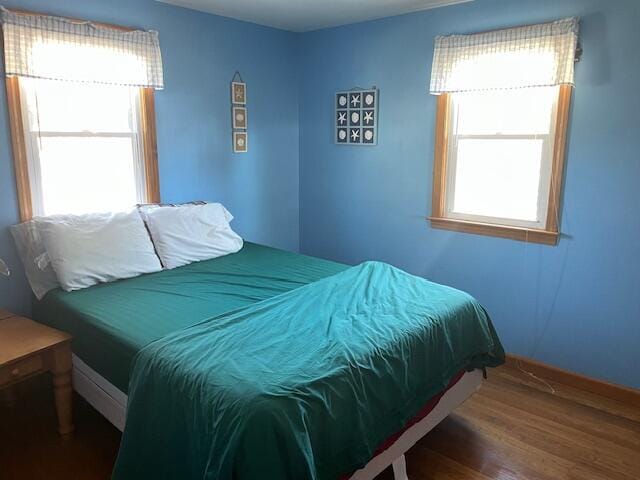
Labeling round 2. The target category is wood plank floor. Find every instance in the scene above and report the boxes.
[1,364,638,479]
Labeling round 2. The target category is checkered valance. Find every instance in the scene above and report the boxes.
[0,7,163,89]
[429,17,579,94]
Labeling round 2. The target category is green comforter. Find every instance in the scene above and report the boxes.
[34,242,347,393]
[114,261,504,480]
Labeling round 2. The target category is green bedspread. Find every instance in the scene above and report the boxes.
[114,261,504,480]
[34,242,347,392]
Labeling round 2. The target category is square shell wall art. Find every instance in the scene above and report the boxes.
[336,89,378,146]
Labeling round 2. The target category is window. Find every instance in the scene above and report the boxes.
[428,18,579,245]
[434,85,570,242]
[1,8,163,221]
[449,88,556,228]
[19,79,147,216]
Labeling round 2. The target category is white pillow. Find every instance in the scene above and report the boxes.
[10,220,61,299]
[143,203,243,269]
[36,211,162,291]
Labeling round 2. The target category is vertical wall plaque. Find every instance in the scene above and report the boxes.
[231,72,247,153]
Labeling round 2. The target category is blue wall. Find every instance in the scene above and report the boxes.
[298,0,640,388]
[0,0,300,314]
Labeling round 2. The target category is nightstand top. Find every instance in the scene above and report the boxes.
[0,314,71,366]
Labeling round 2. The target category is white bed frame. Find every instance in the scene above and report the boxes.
[72,354,482,480]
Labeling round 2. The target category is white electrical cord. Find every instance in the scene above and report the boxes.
[516,359,556,394]
[518,147,570,396]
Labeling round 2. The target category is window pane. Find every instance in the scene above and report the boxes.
[23,79,135,133]
[451,139,543,222]
[454,86,556,135]
[38,137,139,216]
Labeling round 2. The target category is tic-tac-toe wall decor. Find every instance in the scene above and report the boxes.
[231,71,248,153]
[336,88,378,146]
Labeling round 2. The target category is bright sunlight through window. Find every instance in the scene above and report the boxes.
[20,78,146,216]
[445,86,558,229]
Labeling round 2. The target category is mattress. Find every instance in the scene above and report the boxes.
[34,242,347,393]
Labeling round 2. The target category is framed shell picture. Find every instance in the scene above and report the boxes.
[234,131,248,153]
[233,106,247,129]
[336,88,378,146]
[231,81,246,105]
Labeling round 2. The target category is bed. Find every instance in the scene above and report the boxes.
[34,242,504,480]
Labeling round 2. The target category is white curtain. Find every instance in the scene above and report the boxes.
[429,17,579,94]
[0,7,164,89]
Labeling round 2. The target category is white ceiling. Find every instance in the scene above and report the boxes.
[157,0,472,32]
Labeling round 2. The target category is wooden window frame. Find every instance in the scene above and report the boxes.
[429,85,572,246]
[3,9,160,222]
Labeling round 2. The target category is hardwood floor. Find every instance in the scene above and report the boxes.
[1,364,638,479]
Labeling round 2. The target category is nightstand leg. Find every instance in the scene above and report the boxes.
[50,344,74,436]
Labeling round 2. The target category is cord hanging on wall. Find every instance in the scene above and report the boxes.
[231,71,247,153]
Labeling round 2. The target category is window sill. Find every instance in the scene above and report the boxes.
[428,217,559,245]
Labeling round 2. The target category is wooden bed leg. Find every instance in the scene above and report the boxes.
[392,454,408,480]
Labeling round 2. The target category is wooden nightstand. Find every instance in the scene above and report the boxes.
[0,309,74,435]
